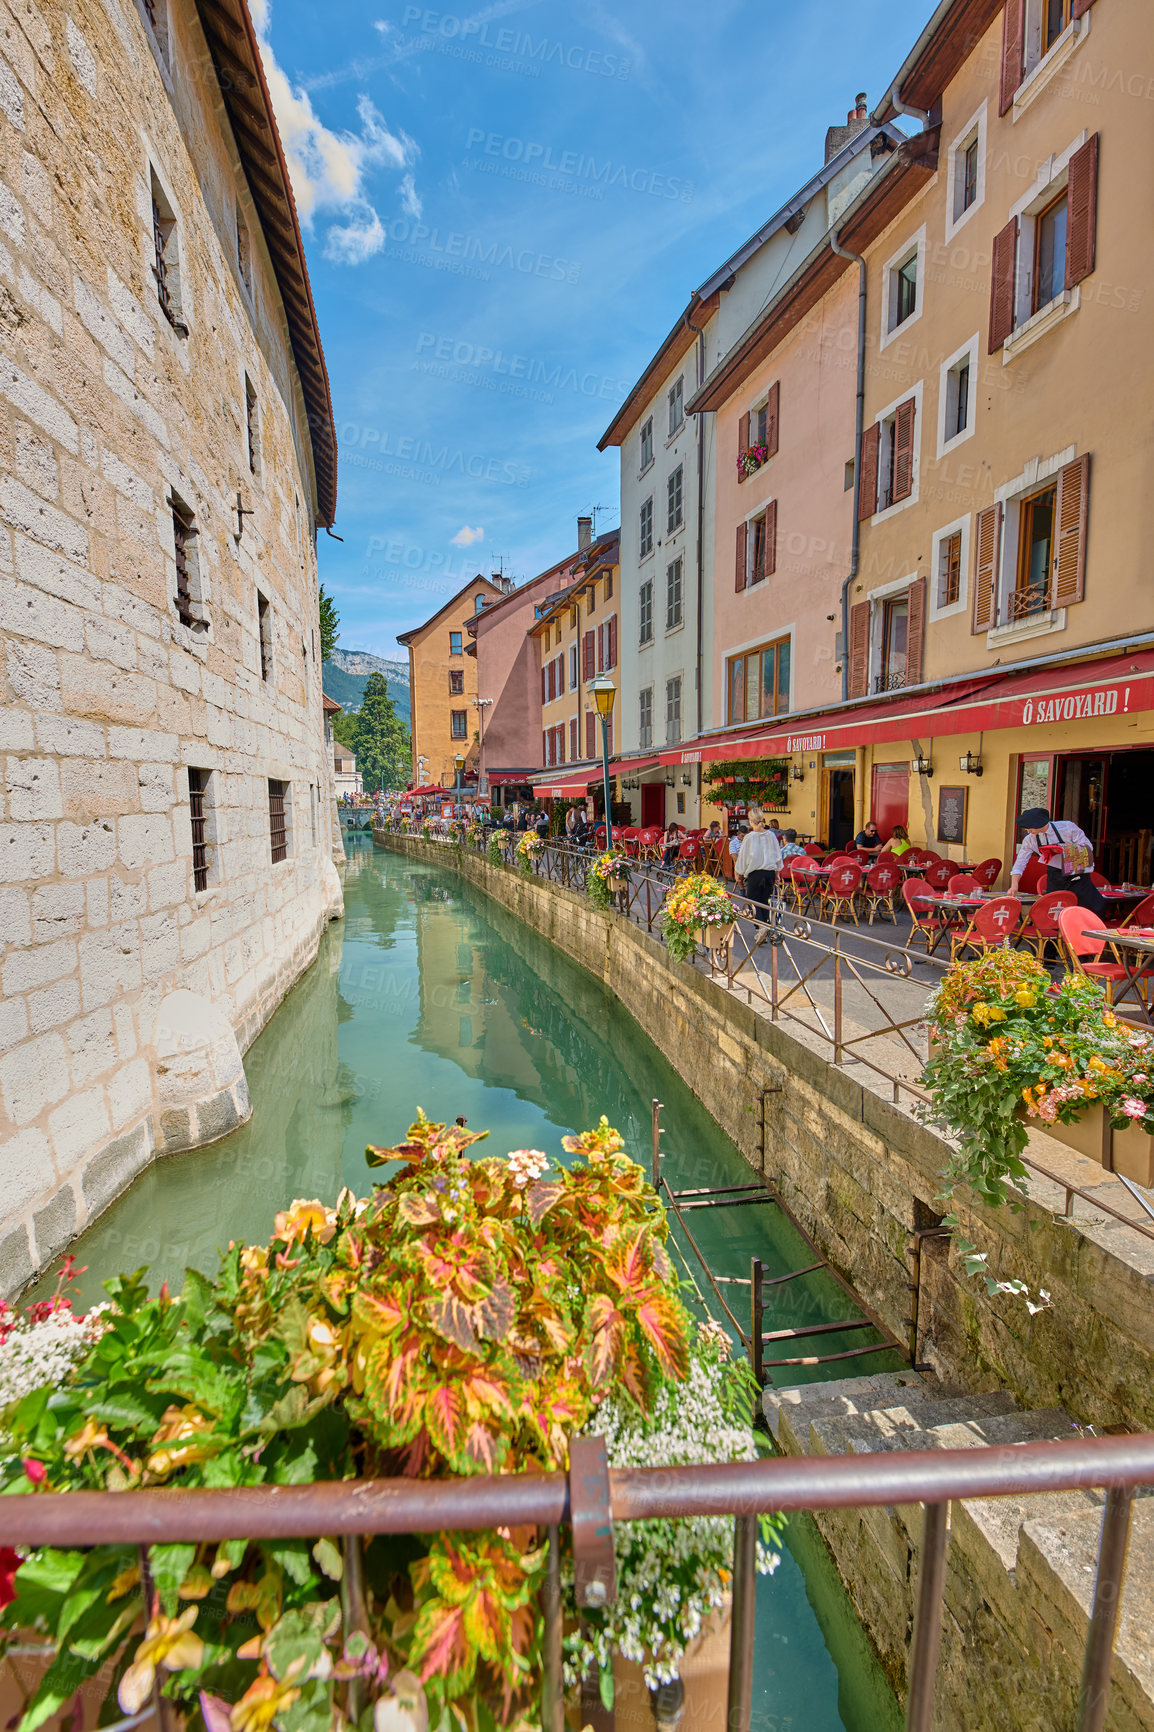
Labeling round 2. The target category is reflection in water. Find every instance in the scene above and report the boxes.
[60,840,899,1732]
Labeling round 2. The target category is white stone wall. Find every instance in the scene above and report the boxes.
[0,0,343,1291]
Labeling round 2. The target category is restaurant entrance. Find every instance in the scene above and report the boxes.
[822,756,856,851]
[1019,748,1154,884]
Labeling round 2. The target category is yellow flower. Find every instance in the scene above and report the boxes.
[1103,1010,1117,1027]
[146,1404,213,1477]
[118,1609,204,1714]
[273,1200,336,1248]
[230,1669,302,1732]
[1014,991,1037,1007]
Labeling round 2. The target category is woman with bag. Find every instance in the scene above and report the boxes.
[1010,806,1106,915]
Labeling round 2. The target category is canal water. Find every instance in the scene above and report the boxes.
[61,840,900,1732]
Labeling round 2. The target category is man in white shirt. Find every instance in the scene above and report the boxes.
[1010,806,1105,914]
[735,810,784,915]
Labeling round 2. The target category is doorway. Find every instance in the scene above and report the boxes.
[641,783,665,829]
[824,768,856,850]
[1057,750,1154,883]
[870,762,910,840]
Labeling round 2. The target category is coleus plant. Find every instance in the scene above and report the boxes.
[0,1116,695,1732]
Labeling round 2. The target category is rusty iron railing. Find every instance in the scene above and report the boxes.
[8,1435,1154,1732]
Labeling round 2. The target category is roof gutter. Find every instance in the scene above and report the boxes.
[869,0,956,124]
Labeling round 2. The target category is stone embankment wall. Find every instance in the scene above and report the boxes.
[380,835,1154,1435]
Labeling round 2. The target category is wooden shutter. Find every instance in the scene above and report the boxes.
[1000,0,1025,114]
[586,711,596,759]
[735,520,747,592]
[1053,455,1089,607]
[738,410,750,477]
[848,602,870,700]
[765,499,777,577]
[1065,134,1099,289]
[558,725,565,765]
[988,220,1017,352]
[547,660,555,702]
[1071,0,1095,17]
[765,380,780,458]
[608,615,617,668]
[892,399,916,503]
[972,503,1002,632]
[570,717,578,760]
[858,423,879,521]
[905,576,927,686]
[582,630,594,681]
[541,667,546,704]
[542,730,548,765]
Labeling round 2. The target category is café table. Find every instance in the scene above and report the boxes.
[1101,928,1154,1019]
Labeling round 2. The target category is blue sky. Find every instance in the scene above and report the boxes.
[254,0,932,658]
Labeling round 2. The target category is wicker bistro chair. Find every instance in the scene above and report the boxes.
[1059,906,1154,1007]
[950,895,1023,962]
[1119,893,1154,931]
[924,860,956,892]
[971,857,1002,889]
[863,861,901,924]
[637,827,663,863]
[677,836,703,875]
[782,858,821,915]
[947,873,980,896]
[1018,889,1077,961]
[823,860,863,925]
[803,843,825,858]
[902,878,953,955]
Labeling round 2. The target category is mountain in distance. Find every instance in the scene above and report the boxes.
[323,648,410,725]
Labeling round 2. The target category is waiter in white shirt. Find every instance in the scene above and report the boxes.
[1010,805,1106,914]
[735,809,784,916]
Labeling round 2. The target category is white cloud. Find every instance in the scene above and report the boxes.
[451,526,485,548]
[252,6,419,264]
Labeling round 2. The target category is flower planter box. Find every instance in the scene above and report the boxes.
[1111,1118,1154,1187]
[1016,1103,1154,1184]
[601,1599,731,1731]
[609,876,628,894]
[696,923,734,950]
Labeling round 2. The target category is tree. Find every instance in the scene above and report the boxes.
[331,709,358,752]
[318,585,340,661]
[351,672,409,793]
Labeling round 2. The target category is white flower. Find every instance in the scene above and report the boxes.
[0,1306,110,1416]
[507,1148,549,1190]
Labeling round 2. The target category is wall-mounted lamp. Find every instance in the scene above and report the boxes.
[790,762,805,782]
[664,775,675,787]
[959,749,983,777]
[679,772,692,787]
[913,753,934,777]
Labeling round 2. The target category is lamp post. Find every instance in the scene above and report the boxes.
[453,752,465,820]
[588,674,616,849]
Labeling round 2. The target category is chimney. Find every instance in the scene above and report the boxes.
[577,515,592,552]
[855,92,868,119]
[825,93,870,165]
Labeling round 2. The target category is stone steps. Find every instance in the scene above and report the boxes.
[765,1371,1154,1729]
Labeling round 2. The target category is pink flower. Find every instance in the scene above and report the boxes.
[1121,1097,1147,1120]
[22,1459,46,1484]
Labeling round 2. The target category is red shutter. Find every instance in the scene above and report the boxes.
[570,717,578,760]
[735,520,747,592]
[765,499,777,577]
[1065,134,1099,289]
[542,730,548,765]
[541,666,546,704]
[596,624,604,673]
[582,631,594,681]
[989,220,1017,352]
[905,576,926,685]
[972,503,1002,632]
[999,0,1025,114]
[558,725,565,765]
[1053,455,1090,607]
[586,712,596,759]
[848,602,870,700]
[892,399,916,503]
[608,614,617,669]
[547,660,555,702]
[858,423,879,521]
[738,411,750,480]
[1071,0,1094,15]
[765,380,780,458]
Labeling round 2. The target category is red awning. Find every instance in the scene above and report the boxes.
[613,754,660,774]
[487,770,539,786]
[658,649,1154,767]
[533,773,597,797]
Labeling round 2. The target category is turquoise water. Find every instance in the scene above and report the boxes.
[59,840,900,1731]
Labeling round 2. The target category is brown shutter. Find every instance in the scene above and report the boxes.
[858,423,879,520]
[586,711,596,759]
[738,410,750,479]
[1065,134,1099,289]
[765,380,780,458]
[765,499,777,577]
[570,717,578,760]
[542,730,548,764]
[1071,0,1094,17]
[541,666,546,704]
[972,503,1002,632]
[989,220,1018,352]
[848,601,870,700]
[905,576,926,685]
[892,398,916,503]
[558,725,565,765]
[608,615,617,668]
[1000,0,1025,114]
[1053,455,1089,607]
[582,630,594,680]
[735,520,747,592]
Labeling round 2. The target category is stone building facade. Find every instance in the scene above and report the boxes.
[0,0,343,1293]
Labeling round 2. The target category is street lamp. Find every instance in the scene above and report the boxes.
[588,674,616,849]
[453,751,465,819]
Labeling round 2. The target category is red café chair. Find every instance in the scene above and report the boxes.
[638,826,662,863]
[903,877,954,956]
[1060,905,1154,1007]
[804,843,825,858]
[1089,871,1110,887]
[925,860,955,891]
[823,860,863,925]
[1019,855,1047,896]
[1018,889,1076,960]
[783,857,820,915]
[951,895,1022,962]
[947,873,979,896]
[863,861,901,924]
[677,836,702,874]
[971,857,1002,889]
[622,825,641,858]
[1120,894,1154,931]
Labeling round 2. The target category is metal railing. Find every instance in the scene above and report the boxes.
[8,1435,1153,1732]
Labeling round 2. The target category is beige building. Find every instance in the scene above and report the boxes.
[529,526,622,816]
[0,0,342,1292]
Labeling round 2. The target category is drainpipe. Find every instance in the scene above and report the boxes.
[880,87,931,128]
[830,231,867,704]
[684,301,708,739]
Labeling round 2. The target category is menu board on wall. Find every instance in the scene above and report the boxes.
[937,785,968,846]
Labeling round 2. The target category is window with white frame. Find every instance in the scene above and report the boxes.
[872,392,919,514]
[665,558,683,631]
[569,643,578,688]
[639,578,653,646]
[938,335,978,456]
[667,465,683,534]
[930,516,970,620]
[665,676,682,745]
[881,227,925,347]
[138,0,169,65]
[1024,0,1077,80]
[992,134,1097,353]
[639,687,653,749]
[946,106,985,239]
[640,417,653,471]
[668,376,684,437]
[639,496,653,560]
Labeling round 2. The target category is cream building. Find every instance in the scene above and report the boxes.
[0,0,342,1292]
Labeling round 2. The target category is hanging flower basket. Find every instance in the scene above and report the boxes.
[662,875,735,963]
[737,443,769,480]
[588,851,632,909]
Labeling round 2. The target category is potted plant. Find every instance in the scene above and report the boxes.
[587,851,632,910]
[662,874,736,964]
[515,833,545,875]
[0,1117,776,1732]
[736,443,769,481]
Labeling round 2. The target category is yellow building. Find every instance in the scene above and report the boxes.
[529,528,623,813]
[398,576,506,791]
